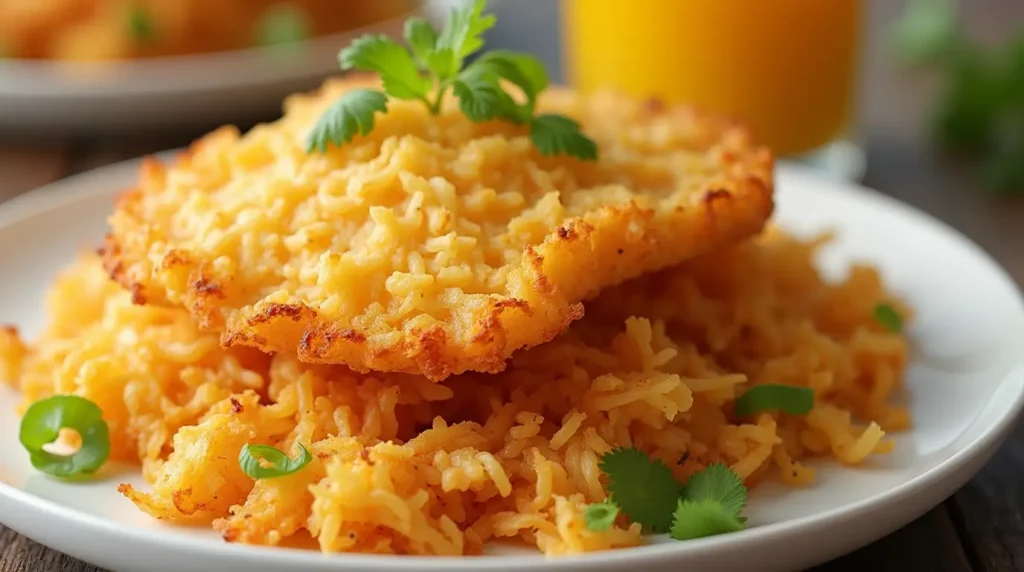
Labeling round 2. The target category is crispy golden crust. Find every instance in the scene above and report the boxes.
[102,77,773,381]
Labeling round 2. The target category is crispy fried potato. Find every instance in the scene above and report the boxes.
[7,238,910,555]
[103,77,773,380]
[0,253,271,478]
[118,391,265,523]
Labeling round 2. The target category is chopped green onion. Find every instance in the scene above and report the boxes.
[873,302,904,333]
[128,5,156,43]
[584,501,619,532]
[734,384,814,417]
[256,4,311,48]
[239,443,311,479]
[19,395,110,479]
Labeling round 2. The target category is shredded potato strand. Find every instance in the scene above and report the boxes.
[103,78,774,380]
[0,229,910,556]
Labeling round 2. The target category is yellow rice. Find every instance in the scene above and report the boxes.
[0,228,909,556]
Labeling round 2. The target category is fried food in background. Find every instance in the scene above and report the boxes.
[0,230,908,555]
[0,0,418,60]
[102,77,774,381]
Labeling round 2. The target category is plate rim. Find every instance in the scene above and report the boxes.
[0,157,1022,570]
[0,6,428,98]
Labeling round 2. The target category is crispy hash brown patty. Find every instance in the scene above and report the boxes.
[102,78,774,380]
[1,232,909,556]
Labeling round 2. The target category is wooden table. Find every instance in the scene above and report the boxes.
[1,1,1023,570]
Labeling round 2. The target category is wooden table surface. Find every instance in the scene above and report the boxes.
[1,1,1023,571]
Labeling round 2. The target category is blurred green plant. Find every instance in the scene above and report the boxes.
[128,5,156,44]
[893,0,1024,197]
[256,4,311,49]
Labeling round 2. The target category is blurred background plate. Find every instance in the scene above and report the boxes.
[0,2,445,134]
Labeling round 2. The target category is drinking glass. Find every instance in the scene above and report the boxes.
[562,0,866,180]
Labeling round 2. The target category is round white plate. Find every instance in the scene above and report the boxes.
[0,160,1021,572]
[0,4,443,132]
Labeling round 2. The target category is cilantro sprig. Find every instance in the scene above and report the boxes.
[586,447,749,541]
[306,0,597,160]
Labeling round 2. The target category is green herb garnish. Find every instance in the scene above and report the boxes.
[128,5,156,43]
[530,114,598,161]
[670,499,746,540]
[679,462,747,518]
[734,384,815,417]
[598,446,684,533]
[873,302,904,333]
[589,448,750,540]
[583,501,620,532]
[306,0,598,160]
[19,395,110,479]
[256,4,311,48]
[893,0,1024,196]
[239,443,311,480]
[307,89,389,154]
[673,463,748,540]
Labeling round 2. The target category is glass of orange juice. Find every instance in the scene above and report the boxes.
[562,0,865,180]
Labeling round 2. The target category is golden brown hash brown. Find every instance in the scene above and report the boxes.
[0,254,271,483]
[2,231,910,556]
[102,77,774,381]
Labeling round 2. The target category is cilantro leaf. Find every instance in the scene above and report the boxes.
[733,384,815,417]
[599,447,683,533]
[339,35,431,101]
[404,17,439,69]
[680,463,746,517]
[474,50,549,106]
[306,89,388,153]
[872,302,904,333]
[584,501,620,532]
[530,114,599,161]
[670,499,745,541]
[452,67,506,122]
[434,0,496,79]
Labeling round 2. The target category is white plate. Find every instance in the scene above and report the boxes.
[0,160,1021,572]
[0,4,442,132]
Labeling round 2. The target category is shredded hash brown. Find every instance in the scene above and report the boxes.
[102,78,774,381]
[1,229,910,556]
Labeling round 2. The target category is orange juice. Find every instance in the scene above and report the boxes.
[562,0,862,156]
